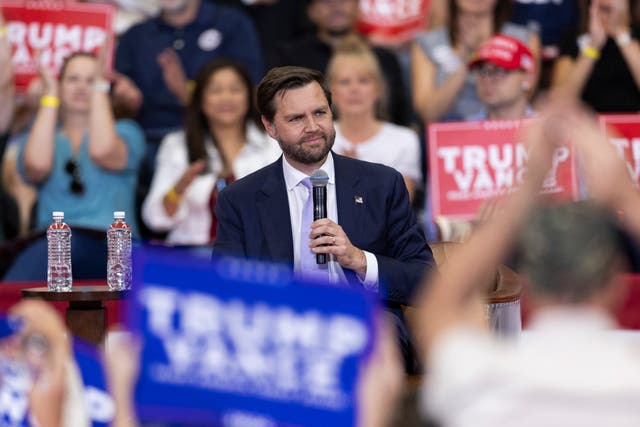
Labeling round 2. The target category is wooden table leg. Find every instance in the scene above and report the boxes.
[66,301,105,345]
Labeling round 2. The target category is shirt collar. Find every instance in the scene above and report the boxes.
[282,151,336,191]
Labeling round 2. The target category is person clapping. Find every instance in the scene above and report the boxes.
[18,51,145,236]
[142,59,280,246]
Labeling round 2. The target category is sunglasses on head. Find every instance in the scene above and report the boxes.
[65,159,85,195]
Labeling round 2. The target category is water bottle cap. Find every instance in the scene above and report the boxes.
[113,211,125,219]
[52,211,64,219]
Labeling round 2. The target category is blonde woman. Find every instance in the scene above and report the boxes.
[327,37,421,201]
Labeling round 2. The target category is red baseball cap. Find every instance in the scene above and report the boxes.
[469,35,534,72]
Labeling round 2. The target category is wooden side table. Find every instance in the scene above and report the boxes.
[22,285,130,345]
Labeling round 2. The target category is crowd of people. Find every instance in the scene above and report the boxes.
[1,0,640,426]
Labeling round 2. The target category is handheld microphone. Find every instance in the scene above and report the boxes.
[310,169,329,264]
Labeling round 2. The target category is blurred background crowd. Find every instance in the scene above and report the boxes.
[2,1,640,427]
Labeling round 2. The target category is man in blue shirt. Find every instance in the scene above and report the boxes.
[113,0,263,148]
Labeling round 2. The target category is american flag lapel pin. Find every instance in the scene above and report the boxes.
[354,195,364,204]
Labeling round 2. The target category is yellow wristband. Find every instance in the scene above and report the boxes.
[0,27,6,38]
[166,187,182,203]
[582,45,600,60]
[40,95,60,108]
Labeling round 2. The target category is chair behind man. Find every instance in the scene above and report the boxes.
[405,241,522,341]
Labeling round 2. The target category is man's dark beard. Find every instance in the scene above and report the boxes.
[279,132,335,165]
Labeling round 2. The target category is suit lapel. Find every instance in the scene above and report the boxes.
[254,154,365,268]
[256,158,294,263]
[334,153,364,247]
[333,153,367,288]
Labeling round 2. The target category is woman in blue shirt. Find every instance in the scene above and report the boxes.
[19,52,145,237]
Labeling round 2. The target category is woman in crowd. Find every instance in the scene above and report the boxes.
[327,36,422,201]
[19,51,145,236]
[552,0,640,112]
[142,59,280,246]
[411,0,540,123]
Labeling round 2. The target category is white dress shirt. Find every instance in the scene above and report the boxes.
[423,307,640,427]
[333,122,422,183]
[281,152,379,291]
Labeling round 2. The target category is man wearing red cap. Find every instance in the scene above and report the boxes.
[469,35,537,120]
[431,35,538,243]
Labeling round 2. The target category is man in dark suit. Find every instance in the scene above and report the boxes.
[213,66,434,372]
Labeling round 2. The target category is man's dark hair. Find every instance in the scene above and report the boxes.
[517,201,623,303]
[257,66,332,122]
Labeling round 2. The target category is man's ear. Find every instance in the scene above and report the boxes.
[261,116,277,140]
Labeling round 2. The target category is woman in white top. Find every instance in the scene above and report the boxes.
[327,36,422,201]
[142,59,280,245]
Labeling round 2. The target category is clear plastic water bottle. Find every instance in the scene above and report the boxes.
[47,211,72,291]
[107,211,132,290]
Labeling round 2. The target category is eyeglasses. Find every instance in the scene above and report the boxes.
[65,159,85,195]
[475,65,511,79]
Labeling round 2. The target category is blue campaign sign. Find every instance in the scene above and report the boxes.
[73,339,114,427]
[0,315,33,427]
[0,358,31,427]
[0,316,23,340]
[128,247,379,427]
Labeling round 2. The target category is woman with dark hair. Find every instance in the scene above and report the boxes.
[552,0,640,112]
[142,59,280,245]
[411,0,540,123]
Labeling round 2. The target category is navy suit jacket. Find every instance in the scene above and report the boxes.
[213,153,434,307]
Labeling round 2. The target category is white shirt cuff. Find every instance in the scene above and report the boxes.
[360,251,379,292]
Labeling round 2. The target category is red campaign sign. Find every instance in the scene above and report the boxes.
[2,1,116,92]
[599,114,640,188]
[357,0,430,45]
[428,120,579,220]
